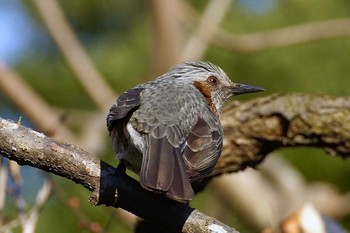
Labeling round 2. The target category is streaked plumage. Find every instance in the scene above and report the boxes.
[107,61,264,202]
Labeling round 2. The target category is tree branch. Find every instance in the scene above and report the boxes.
[178,0,233,61]
[0,63,76,142]
[216,93,350,176]
[31,0,116,109]
[149,0,183,76]
[0,118,237,233]
[1,93,349,232]
[211,18,350,53]
[0,63,111,155]
[178,4,350,53]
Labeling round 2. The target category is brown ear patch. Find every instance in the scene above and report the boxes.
[193,81,218,116]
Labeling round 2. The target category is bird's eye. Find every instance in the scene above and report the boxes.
[207,76,219,85]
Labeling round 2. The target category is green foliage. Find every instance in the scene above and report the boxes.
[36,178,131,233]
[280,148,350,191]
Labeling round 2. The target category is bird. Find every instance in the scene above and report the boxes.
[107,61,264,202]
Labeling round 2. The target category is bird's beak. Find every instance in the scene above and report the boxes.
[231,83,265,96]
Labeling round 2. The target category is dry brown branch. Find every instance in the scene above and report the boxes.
[149,0,184,76]
[0,157,7,215]
[178,4,350,53]
[215,93,350,175]
[31,0,116,109]
[0,117,238,233]
[209,18,350,53]
[179,0,233,61]
[21,180,52,233]
[0,180,52,233]
[1,93,350,232]
[210,154,350,229]
[0,64,109,154]
[0,63,76,142]
[77,112,109,155]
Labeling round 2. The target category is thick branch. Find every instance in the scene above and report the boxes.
[215,93,350,176]
[1,93,350,232]
[0,118,237,233]
[0,118,101,191]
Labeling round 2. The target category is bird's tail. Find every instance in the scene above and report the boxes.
[140,136,194,202]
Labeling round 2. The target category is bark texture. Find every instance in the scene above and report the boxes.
[215,93,350,175]
[1,93,350,232]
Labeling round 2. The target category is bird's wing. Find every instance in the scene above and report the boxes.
[131,85,198,201]
[107,87,144,130]
[138,116,222,201]
[107,87,144,153]
[182,117,223,180]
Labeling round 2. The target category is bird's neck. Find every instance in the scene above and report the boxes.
[192,81,219,117]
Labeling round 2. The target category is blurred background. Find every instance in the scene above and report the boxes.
[1,0,350,232]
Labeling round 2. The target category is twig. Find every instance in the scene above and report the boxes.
[208,18,350,53]
[0,179,52,233]
[178,4,350,53]
[0,157,8,216]
[179,0,233,61]
[0,63,76,142]
[31,0,116,109]
[22,180,52,233]
[210,154,350,229]
[149,0,183,76]
[53,180,106,233]
[0,64,107,154]
[77,112,109,156]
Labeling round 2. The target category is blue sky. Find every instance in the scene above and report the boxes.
[0,0,37,65]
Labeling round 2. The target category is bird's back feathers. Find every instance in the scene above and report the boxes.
[107,77,223,202]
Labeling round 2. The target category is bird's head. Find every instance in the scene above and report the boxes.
[165,61,264,116]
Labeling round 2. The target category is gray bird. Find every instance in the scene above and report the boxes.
[107,61,264,202]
